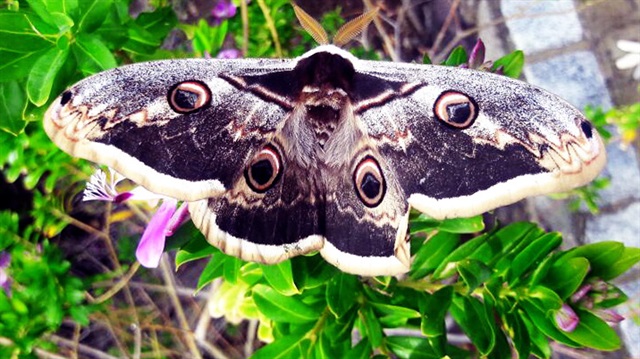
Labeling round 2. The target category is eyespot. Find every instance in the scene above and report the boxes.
[580,120,593,139]
[353,156,386,207]
[434,91,478,129]
[168,81,211,114]
[60,90,72,106]
[245,145,282,193]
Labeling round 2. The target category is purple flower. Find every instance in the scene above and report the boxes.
[217,49,241,59]
[83,168,190,268]
[211,0,236,21]
[468,39,486,69]
[0,252,11,297]
[592,308,624,324]
[555,304,579,332]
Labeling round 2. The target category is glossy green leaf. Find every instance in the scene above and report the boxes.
[252,284,321,324]
[175,235,217,268]
[291,255,337,290]
[521,313,552,359]
[251,328,310,359]
[419,286,453,338]
[135,7,177,40]
[0,49,49,82]
[450,295,494,355]
[509,232,562,282]
[562,309,620,351]
[468,222,540,265]
[443,46,468,66]
[0,11,57,52]
[542,257,589,300]
[433,233,487,279]
[598,246,640,280]
[326,272,358,318]
[561,241,624,279]
[457,259,492,292]
[386,336,438,359]
[493,50,524,78]
[77,0,112,33]
[0,81,28,135]
[26,46,69,106]
[43,0,79,19]
[262,260,299,296]
[410,232,459,279]
[519,299,580,348]
[371,302,420,321]
[502,312,530,359]
[347,338,371,359]
[195,255,225,292]
[73,33,117,75]
[526,285,563,312]
[410,214,484,234]
[223,256,242,284]
[359,305,383,348]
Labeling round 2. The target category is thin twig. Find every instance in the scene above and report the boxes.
[240,0,249,56]
[256,0,282,57]
[160,255,203,359]
[91,262,141,304]
[47,334,121,359]
[362,0,400,61]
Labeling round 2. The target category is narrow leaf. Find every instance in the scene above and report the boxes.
[562,309,621,351]
[26,46,69,106]
[262,260,299,296]
[0,81,28,135]
[326,272,358,318]
[493,50,524,78]
[252,284,321,324]
[73,33,117,74]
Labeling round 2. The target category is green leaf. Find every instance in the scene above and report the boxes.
[502,312,530,359]
[433,233,487,279]
[419,286,453,338]
[443,46,468,66]
[0,11,57,52]
[410,214,484,234]
[509,232,562,282]
[457,259,492,292]
[346,338,371,359]
[135,7,177,41]
[386,336,438,359]
[450,295,495,355]
[43,0,79,19]
[26,46,69,106]
[542,257,590,299]
[0,81,28,134]
[561,241,626,280]
[493,50,524,78]
[73,33,117,75]
[326,272,359,318]
[358,304,383,348]
[526,285,563,312]
[562,309,620,351]
[77,0,112,33]
[410,232,459,279]
[223,256,242,284]
[195,255,225,292]
[292,255,338,290]
[519,299,580,348]
[521,313,552,359]
[468,222,541,265]
[422,53,432,64]
[370,302,420,321]
[175,239,217,269]
[252,284,321,324]
[251,327,310,359]
[0,49,49,82]
[262,260,299,296]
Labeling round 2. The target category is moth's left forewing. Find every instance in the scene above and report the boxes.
[352,60,606,219]
[45,58,297,201]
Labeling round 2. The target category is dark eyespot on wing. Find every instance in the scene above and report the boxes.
[168,81,211,114]
[60,90,72,106]
[580,120,593,139]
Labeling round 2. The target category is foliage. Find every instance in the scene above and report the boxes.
[0,1,638,358]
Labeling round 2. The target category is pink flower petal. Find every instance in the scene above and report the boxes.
[136,199,178,268]
[555,304,579,332]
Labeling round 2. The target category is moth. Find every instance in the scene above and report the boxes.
[44,6,606,276]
